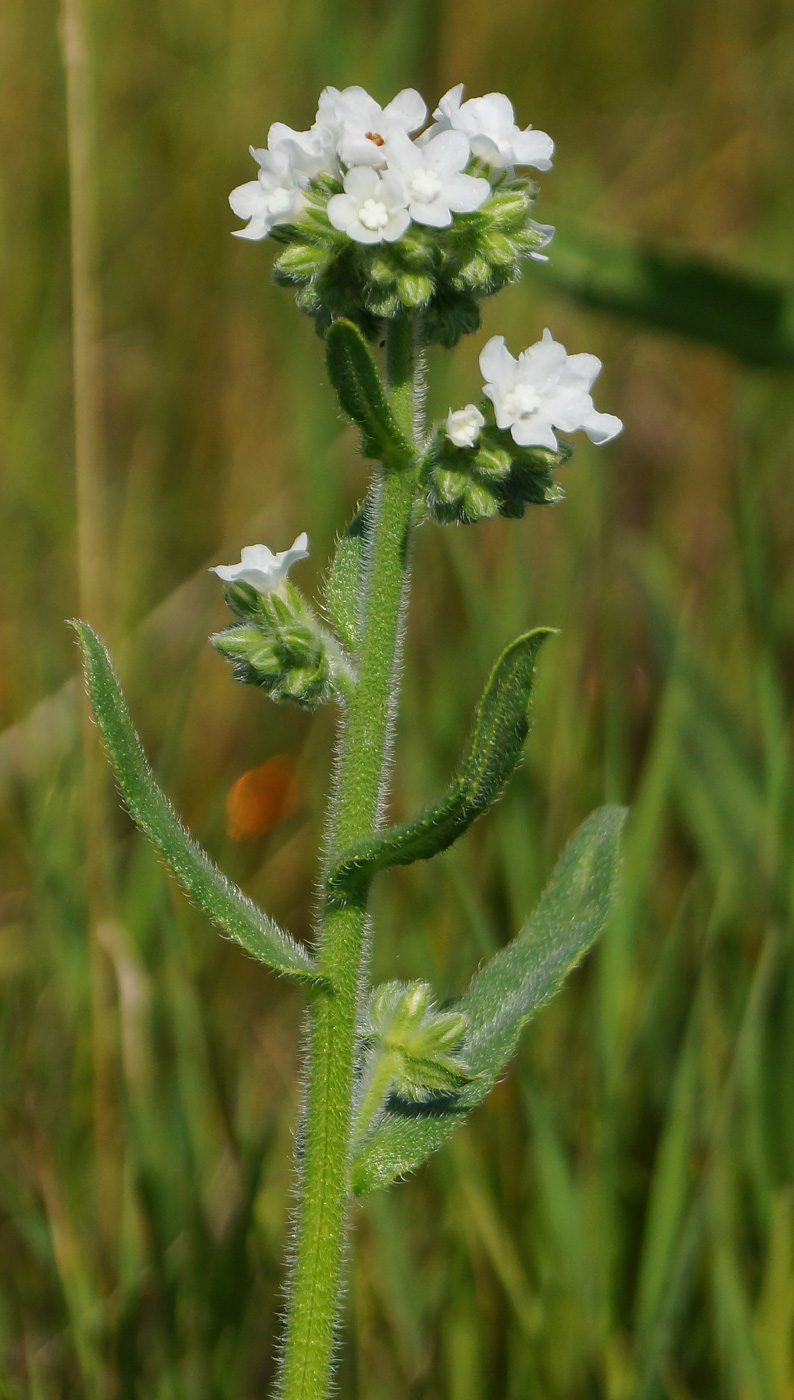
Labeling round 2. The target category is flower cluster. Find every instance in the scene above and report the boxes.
[209,538,351,708]
[229,84,555,345]
[362,980,475,1103]
[420,330,621,524]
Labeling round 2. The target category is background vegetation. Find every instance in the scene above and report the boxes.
[2,0,794,1394]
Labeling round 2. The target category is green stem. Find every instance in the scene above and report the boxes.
[278,317,418,1400]
[352,1048,397,1148]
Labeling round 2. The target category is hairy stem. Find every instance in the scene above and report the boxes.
[277,317,418,1400]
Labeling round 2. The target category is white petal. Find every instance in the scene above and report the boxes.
[335,86,380,125]
[583,410,623,444]
[382,207,411,242]
[424,129,470,173]
[468,133,503,166]
[232,218,270,241]
[378,173,409,209]
[343,165,380,198]
[384,87,427,131]
[434,84,464,123]
[445,172,490,213]
[326,193,357,231]
[229,181,270,219]
[210,562,244,582]
[512,128,554,170]
[341,133,389,167]
[277,533,311,571]
[382,129,420,177]
[240,544,275,567]
[346,219,384,245]
[408,199,451,228]
[316,86,342,131]
[483,385,515,432]
[479,335,516,384]
[473,92,516,129]
[563,352,602,392]
[528,219,555,252]
[521,333,568,380]
[510,414,558,450]
[546,389,594,432]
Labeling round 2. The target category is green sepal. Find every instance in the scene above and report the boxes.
[350,805,627,1193]
[325,319,415,471]
[69,621,324,988]
[326,628,552,904]
[322,501,370,653]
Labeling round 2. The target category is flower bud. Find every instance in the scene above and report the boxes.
[368,254,399,287]
[479,231,517,268]
[397,271,433,309]
[401,981,430,1021]
[274,241,331,280]
[221,581,263,620]
[486,190,531,230]
[363,979,476,1103]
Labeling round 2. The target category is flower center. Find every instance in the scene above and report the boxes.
[268,187,294,216]
[359,197,390,230]
[410,169,442,202]
[366,131,385,147]
[502,384,542,418]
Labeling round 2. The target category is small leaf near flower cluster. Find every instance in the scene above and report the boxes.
[363,980,476,1102]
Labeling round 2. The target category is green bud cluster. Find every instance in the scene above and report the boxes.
[419,413,570,525]
[363,980,475,1102]
[272,176,549,348]
[210,580,333,709]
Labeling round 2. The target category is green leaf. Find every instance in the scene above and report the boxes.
[350,805,627,1194]
[70,621,323,987]
[530,221,794,369]
[325,319,415,470]
[327,629,552,905]
[322,500,370,653]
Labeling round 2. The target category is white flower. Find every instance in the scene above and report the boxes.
[210,533,310,593]
[383,130,489,228]
[262,120,338,180]
[316,85,426,168]
[446,404,485,448]
[428,85,553,172]
[327,167,410,244]
[230,142,312,240]
[480,330,622,449]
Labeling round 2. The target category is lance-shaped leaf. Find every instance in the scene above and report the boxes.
[350,804,627,1194]
[327,628,552,904]
[70,621,323,987]
[326,319,414,471]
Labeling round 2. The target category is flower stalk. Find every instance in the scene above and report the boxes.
[278,317,418,1400]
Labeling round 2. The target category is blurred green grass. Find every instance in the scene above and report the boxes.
[2,0,794,1395]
